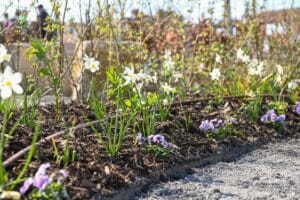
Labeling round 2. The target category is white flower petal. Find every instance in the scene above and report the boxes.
[1,86,12,99]
[12,84,23,94]
[4,66,13,77]
[12,72,23,84]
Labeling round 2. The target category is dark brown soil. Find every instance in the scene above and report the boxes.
[2,97,300,199]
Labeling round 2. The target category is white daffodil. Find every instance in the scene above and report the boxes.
[276,64,283,75]
[161,82,176,94]
[236,48,244,59]
[0,44,11,64]
[288,80,298,90]
[83,55,100,73]
[162,98,169,106]
[0,66,23,99]
[209,68,221,81]
[215,53,222,64]
[123,66,139,85]
[236,48,250,63]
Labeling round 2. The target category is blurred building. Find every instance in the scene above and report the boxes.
[259,8,300,35]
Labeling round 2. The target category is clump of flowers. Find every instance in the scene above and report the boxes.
[20,163,68,198]
[295,102,300,115]
[260,109,286,124]
[247,58,264,77]
[83,55,100,73]
[199,119,224,133]
[136,133,169,148]
[0,66,23,99]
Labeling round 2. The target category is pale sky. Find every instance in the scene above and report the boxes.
[1,0,300,23]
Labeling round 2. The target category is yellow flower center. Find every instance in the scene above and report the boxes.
[4,80,12,87]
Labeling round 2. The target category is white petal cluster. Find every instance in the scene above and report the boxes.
[247,59,264,77]
[288,80,298,90]
[123,67,156,89]
[209,68,221,81]
[83,55,100,73]
[161,82,176,94]
[236,48,250,63]
[0,66,23,99]
[0,44,11,64]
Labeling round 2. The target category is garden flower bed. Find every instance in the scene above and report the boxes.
[2,96,299,199]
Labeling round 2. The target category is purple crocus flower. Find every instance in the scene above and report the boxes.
[296,102,300,115]
[199,120,211,131]
[20,163,51,194]
[136,133,144,145]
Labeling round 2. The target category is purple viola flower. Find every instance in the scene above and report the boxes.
[296,102,300,115]
[136,133,144,145]
[152,134,164,144]
[266,109,276,115]
[277,114,286,123]
[161,140,169,148]
[269,113,278,122]
[199,120,212,131]
[20,163,51,194]
[260,114,268,123]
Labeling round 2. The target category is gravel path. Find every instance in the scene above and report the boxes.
[136,137,300,200]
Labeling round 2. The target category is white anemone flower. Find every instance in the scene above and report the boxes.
[0,44,11,64]
[215,53,222,64]
[83,55,100,73]
[161,82,176,94]
[0,66,23,99]
[209,68,221,81]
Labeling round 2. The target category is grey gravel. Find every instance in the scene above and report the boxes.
[136,137,300,200]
